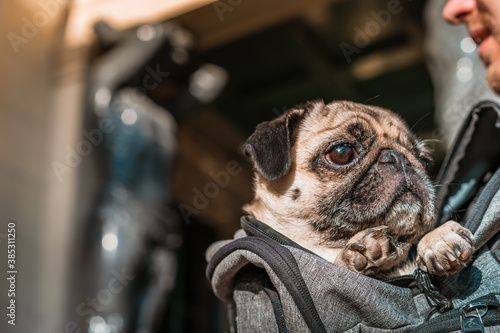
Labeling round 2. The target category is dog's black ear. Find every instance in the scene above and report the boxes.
[242,108,306,180]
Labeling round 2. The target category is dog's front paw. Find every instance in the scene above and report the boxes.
[417,221,474,276]
[334,226,399,277]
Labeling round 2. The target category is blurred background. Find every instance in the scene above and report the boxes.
[0,0,499,332]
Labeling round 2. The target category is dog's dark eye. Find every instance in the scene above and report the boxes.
[325,144,357,165]
[420,159,430,170]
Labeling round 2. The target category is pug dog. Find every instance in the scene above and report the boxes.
[242,100,474,278]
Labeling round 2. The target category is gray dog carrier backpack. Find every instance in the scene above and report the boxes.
[206,101,500,333]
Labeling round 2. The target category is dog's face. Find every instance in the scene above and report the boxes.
[243,100,435,245]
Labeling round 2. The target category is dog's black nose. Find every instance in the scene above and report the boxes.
[378,150,411,169]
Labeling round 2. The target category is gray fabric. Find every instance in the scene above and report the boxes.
[233,281,277,332]
[436,190,500,311]
[287,247,424,332]
[209,243,500,332]
[473,188,500,251]
[208,247,312,332]
[439,247,500,307]
[206,190,500,332]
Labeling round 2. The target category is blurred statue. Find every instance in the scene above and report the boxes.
[73,20,227,333]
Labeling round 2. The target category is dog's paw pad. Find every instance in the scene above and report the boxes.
[417,221,474,276]
[335,226,397,276]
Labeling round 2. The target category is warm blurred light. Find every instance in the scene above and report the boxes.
[136,24,156,41]
[460,37,476,54]
[107,313,124,333]
[102,233,118,251]
[456,57,473,83]
[89,316,110,333]
[65,0,217,47]
[95,88,111,113]
[190,64,228,103]
[121,108,138,125]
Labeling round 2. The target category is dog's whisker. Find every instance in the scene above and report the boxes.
[410,113,431,132]
[420,138,442,144]
[269,183,293,198]
[363,94,381,104]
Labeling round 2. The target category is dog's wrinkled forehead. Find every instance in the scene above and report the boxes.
[242,100,426,181]
[299,100,417,150]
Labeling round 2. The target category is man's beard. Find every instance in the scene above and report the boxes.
[486,59,500,94]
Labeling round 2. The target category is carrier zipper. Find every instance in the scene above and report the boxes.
[243,219,289,246]
[382,274,414,283]
[380,274,415,285]
[241,217,316,254]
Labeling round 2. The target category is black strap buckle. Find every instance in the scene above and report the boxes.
[414,267,453,314]
[460,302,488,333]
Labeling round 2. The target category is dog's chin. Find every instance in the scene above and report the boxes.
[351,193,425,240]
[316,188,432,243]
[346,170,434,241]
[378,192,426,243]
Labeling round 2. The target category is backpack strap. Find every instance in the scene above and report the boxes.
[415,293,500,333]
[206,236,327,333]
[233,265,289,332]
[435,101,500,231]
[464,167,500,234]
